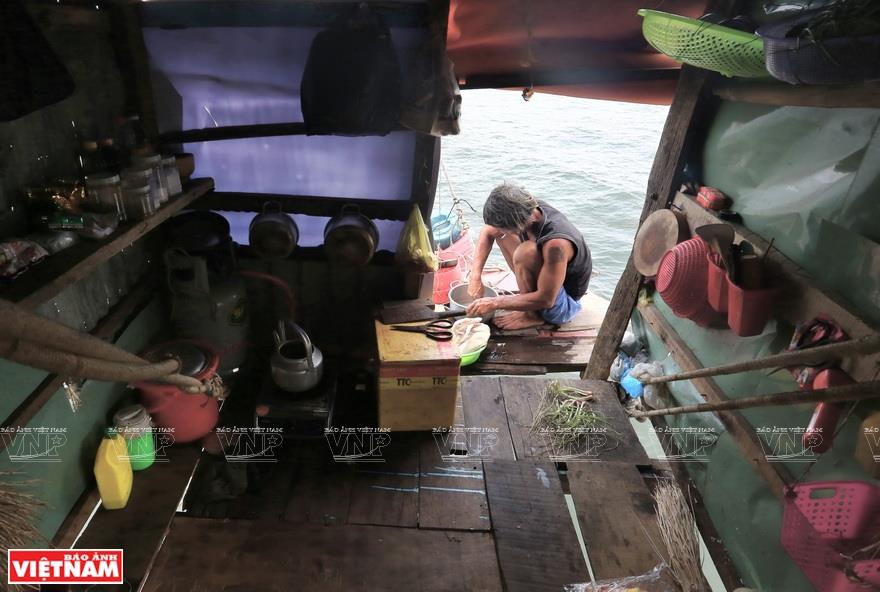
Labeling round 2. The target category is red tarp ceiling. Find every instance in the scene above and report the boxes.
[446,0,707,104]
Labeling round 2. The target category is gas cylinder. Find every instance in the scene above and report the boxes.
[165,249,249,375]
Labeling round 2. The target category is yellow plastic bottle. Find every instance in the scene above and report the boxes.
[94,427,133,510]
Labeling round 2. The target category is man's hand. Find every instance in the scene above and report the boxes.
[467,297,497,318]
[467,276,485,300]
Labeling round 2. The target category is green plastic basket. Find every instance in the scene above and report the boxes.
[638,9,768,78]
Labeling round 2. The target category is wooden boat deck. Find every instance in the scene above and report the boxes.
[111,377,667,591]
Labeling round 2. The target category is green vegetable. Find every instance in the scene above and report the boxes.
[530,381,620,451]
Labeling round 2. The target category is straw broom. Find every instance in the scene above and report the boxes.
[654,481,705,592]
[0,474,45,589]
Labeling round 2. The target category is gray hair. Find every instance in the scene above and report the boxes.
[483,183,538,231]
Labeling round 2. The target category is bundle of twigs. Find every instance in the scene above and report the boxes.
[654,481,705,592]
[0,475,45,587]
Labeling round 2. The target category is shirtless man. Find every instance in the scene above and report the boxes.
[466,183,592,330]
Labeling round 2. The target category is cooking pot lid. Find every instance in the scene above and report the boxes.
[146,342,208,377]
[166,211,231,252]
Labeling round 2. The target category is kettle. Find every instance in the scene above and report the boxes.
[271,320,323,393]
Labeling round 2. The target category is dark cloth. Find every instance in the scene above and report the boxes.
[0,0,74,121]
[522,200,592,299]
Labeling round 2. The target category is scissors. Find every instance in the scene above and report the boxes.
[390,319,454,341]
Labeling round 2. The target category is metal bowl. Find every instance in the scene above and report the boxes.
[448,283,497,321]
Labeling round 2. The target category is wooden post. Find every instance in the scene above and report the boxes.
[109,3,160,144]
[409,0,449,224]
[582,65,713,379]
[582,0,742,381]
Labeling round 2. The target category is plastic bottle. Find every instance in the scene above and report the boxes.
[113,404,156,471]
[94,427,133,510]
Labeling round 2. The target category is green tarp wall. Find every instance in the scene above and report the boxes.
[633,101,880,591]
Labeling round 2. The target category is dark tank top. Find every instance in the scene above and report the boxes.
[524,201,592,299]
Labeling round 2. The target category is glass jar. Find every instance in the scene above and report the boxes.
[85,173,127,221]
[121,167,158,210]
[160,156,183,198]
[122,184,154,220]
[132,154,169,205]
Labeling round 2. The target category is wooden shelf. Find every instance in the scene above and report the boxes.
[0,178,214,310]
[714,80,880,108]
[638,302,792,501]
[673,192,880,382]
[193,190,412,221]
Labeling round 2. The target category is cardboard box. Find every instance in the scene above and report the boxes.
[375,319,459,431]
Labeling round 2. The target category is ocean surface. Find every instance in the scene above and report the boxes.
[432,90,669,299]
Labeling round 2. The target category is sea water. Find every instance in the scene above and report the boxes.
[433,89,669,299]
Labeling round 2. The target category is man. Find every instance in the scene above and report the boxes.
[466,183,592,330]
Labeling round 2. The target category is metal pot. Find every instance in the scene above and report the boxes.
[249,201,299,260]
[448,282,497,321]
[271,320,323,393]
[324,204,379,266]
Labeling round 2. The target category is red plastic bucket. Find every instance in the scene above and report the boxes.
[706,252,728,313]
[726,278,776,337]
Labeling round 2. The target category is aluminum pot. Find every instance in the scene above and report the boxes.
[136,340,219,444]
[448,282,497,321]
[324,204,379,266]
[271,320,323,393]
[250,201,299,260]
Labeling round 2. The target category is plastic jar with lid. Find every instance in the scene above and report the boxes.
[132,154,169,205]
[121,167,158,210]
[85,173,127,221]
[113,404,155,471]
[122,184,155,220]
[160,155,183,198]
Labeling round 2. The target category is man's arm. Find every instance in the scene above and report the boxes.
[468,225,500,298]
[471,239,572,314]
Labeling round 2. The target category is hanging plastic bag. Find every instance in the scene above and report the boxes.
[395,205,439,273]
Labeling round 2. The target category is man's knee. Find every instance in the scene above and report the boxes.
[513,241,540,269]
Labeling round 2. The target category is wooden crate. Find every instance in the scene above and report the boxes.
[375,320,459,431]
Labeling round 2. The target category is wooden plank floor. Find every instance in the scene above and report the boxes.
[478,293,609,371]
[141,376,665,591]
[143,518,502,592]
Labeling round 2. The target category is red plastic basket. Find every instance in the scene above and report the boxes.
[657,238,712,320]
[781,481,880,592]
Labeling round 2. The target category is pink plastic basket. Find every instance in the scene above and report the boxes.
[656,238,710,318]
[781,481,880,592]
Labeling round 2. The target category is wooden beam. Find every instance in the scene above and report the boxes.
[673,192,880,382]
[0,178,213,309]
[0,282,154,454]
[408,0,448,224]
[714,80,880,109]
[582,65,714,379]
[581,0,744,380]
[637,302,792,501]
[193,191,412,221]
[160,122,411,145]
[411,132,442,224]
[159,122,307,145]
[461,67,680,90]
